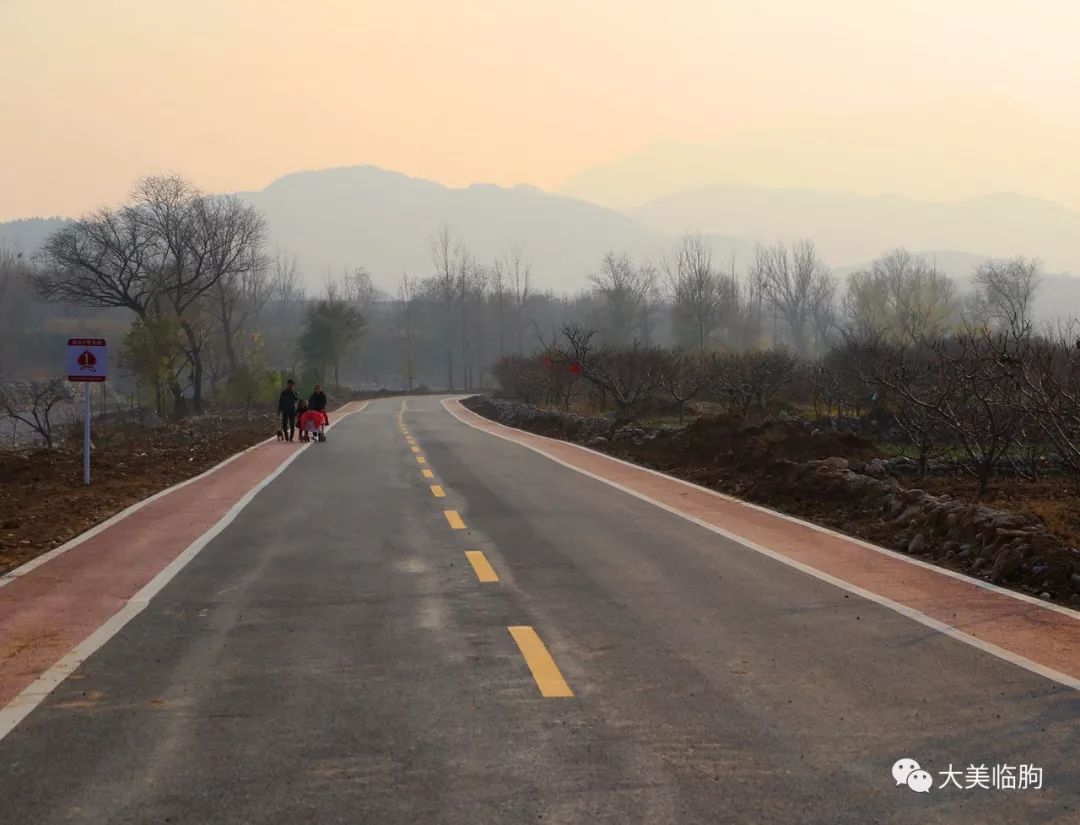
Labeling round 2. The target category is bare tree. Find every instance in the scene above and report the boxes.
[579,343,665,428]
[0,247,34,376]
[997,327,1080,477]
[39,176,265,415]
[36,204,158,315]
[136,177,266,413]
[732,259,765,350]
[849,338,943,475]
[429,223,460,389]
[491,257,508,358]
[589,252,655,346]
[665,233,725,351]
[658,349,707,421]
[972,257,1041,342]
[269,249,304,302]
[504,243,531,355]
[755,240,834,356]
[345,266,383,311]
[0,380,74,449]
[636,260,662,346]
[207,247,271,374]
[395,274,418,390]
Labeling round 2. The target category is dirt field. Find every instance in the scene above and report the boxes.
[0,414,277,575]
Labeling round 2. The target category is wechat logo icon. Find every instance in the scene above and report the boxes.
[893,758,933,793]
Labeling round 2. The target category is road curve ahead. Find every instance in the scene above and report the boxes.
[0,396,1077,824]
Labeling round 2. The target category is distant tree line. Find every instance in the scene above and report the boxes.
[0,176,1061,434]
[488,253,1075,498]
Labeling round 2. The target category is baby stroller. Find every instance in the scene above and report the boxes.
[299,410,327,443]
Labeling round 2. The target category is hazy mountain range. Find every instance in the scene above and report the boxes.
[632,185,1080,277]
[3,165,1079,319]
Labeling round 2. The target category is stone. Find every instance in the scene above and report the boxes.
[995,528,1032,540]
[991,512,1028,529]
[586,436,609,447]
[820,456,849,471]
[884,495,905,515]
[897,505,922,526]
[865,458,887,478]
[991,547,1024,583]
[907,534,926,555]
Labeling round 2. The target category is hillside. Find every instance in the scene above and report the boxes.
[0,218,69,255]
[239,166,675,292]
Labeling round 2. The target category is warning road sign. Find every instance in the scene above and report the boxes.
[67,338,108,382]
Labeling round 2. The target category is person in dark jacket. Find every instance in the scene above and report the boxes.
[278,379,300,442]
[309,384,328,425]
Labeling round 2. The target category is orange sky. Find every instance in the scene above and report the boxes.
[4,0,1080,218]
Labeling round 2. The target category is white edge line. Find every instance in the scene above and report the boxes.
[0,401,363,588]
[0,402,369,741]
[443,399,1080,692]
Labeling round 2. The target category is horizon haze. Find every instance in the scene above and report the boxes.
[5,1,1080,220]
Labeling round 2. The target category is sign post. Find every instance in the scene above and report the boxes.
[66,338,108,485]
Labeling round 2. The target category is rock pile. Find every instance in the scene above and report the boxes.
[465,396,612,443]
[795,456,1080,602]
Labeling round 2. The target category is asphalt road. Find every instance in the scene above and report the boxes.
[0,396,1077,824]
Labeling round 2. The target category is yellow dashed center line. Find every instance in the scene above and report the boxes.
[431,485,446,498]
[411,446,421,453]
[416,456,427,465]
[508,627,573,698]
[421,469,435,479]
[444,510,466,530]
[465,551,499,583]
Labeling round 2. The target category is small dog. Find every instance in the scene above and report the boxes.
[277,429,285,441]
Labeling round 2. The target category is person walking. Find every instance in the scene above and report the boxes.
[278,378,300,442]
[309,383,328,425]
